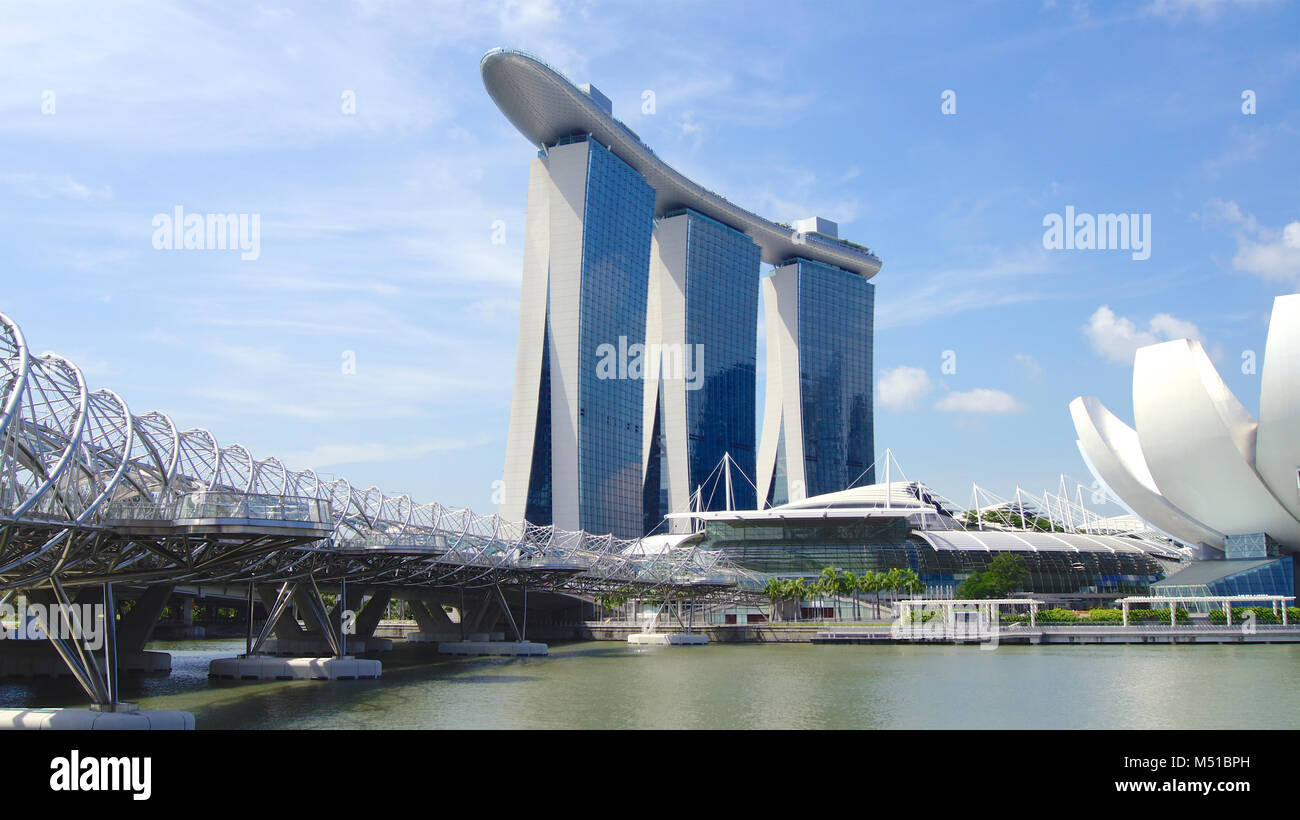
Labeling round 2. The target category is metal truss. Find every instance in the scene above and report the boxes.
[0,311,762,601]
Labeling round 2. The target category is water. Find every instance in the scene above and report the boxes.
[1,640,1296,729]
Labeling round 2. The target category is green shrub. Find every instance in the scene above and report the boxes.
[1036,608,1079,623]
[1080,608,1124,623]
[1209,606,1287,625]
[1123,607,1189,623]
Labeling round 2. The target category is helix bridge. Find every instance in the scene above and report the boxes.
[0,310,761,612]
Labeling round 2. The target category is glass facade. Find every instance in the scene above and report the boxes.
[524,314,553,527]
[645,209,760,532]
[1224,532,1280,559]
[704,518,1166,595]
[575,139,656,537]
[795,259,875,498]
[686,211,760,513]
[643,391,668,532]
[1153,556,1295,611]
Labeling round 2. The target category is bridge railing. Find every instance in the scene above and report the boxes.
[102,492,333,525]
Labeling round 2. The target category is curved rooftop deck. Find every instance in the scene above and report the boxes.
[481,48,882,278]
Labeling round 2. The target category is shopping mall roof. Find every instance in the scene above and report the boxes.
[913,529,1184,557]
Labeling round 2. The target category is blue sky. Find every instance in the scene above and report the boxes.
[2,0,1297,517]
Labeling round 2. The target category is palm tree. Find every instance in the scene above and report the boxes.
[884,568,908,616]
[837,570,856,621]
[817,567,843,621]
[842,571,860,621]
[786,578,809,621]
[901,571,926,599]
[860,570,882,619]
[762,577,784,622]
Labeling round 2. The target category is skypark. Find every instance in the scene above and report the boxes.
[480,48,882,278]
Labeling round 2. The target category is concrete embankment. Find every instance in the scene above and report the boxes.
[525,622,1300,645]
[530,623,848,643]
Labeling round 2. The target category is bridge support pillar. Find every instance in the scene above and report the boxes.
[328,586,363,635]
[117,584,174,652]
[353,590,391,641]
[258,585,308,639]
[431,588,548,655]
[465,590,503,635]
[292,582,340,653]
[212,579,382,681]
[404,598,467,643]
[0,585,172,679]
[0,580,194,729]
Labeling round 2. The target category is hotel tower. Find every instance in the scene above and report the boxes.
[482,49,882,537]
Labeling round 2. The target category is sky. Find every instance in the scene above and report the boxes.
[1,0,1297,520]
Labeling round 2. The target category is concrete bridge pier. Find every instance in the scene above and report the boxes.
[0,584,172,679]
[0,581,194,730]
[403,597,470,643]
[209,579,381,681]
[434,586,547,657]
[352,588,392,647]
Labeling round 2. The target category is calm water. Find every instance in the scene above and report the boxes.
[1,639,1296,729]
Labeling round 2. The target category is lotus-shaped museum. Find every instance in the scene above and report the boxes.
[1070,293,1300,558]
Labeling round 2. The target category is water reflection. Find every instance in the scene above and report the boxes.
[0,640,1294,730]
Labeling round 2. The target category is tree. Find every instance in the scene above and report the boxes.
[817,567,845,620]
[957,553,1030,599]
[595,593,629,618]
[891,568,926,599]
[859,570,883,619]
[763,577,792,622]
[785,578,809,621]
[964,508,1065,532]
[842,571,860,620]
[884,568,906,613]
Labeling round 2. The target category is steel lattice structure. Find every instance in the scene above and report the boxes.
[0,311,760,600]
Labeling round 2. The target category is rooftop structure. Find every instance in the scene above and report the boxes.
[480,48,881,277]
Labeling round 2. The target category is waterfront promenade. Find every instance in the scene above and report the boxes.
[377,619,1300,645]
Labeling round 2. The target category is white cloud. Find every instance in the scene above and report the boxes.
[1083,305,1205,365]
[278,435,493,471]
[1145,0,1279,21]
[1014,353,1043,378]
[875,246,1059,330]
[467,297,520,323]
[3,173,113,201]
[0,0,590,149]
[1201,199,1300,285]
[877,366,933,410]
[934,389,1025,414]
